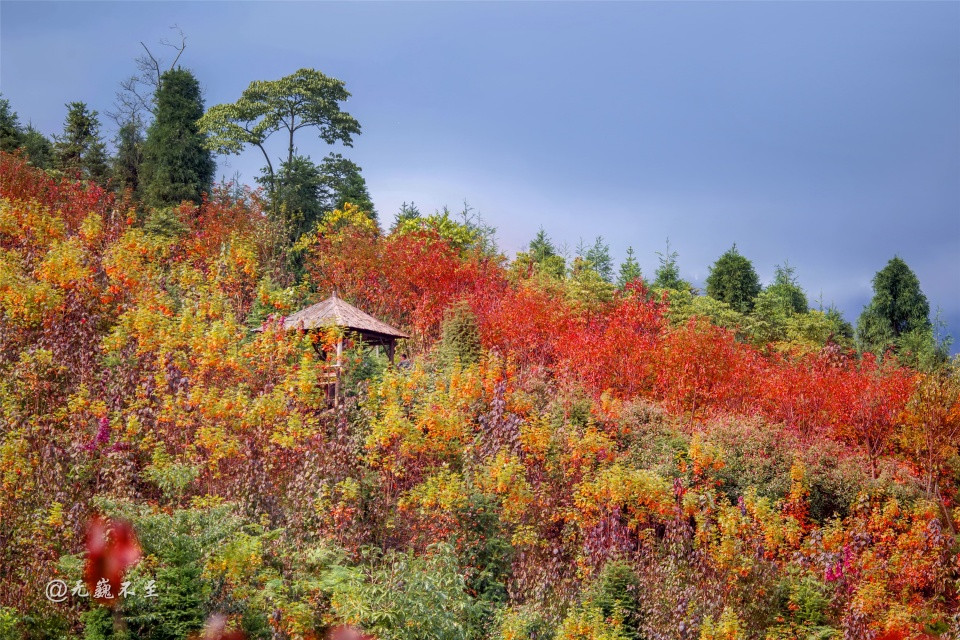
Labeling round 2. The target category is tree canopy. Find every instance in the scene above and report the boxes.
[652,239,690,291]
[857,256,933,357]
[616,246,642,288]
[142,68,215,207]
[53,102,109,184]
[705,244,761,313]
[199,68,361,203]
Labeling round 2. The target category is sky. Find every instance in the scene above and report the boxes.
[2,1,959,348]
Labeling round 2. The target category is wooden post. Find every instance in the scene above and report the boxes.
[387,341,395,364]
[334,335,343,407]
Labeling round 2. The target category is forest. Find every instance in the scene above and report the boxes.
[0,53,958,640]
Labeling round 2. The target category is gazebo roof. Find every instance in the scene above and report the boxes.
[282,292,410,339]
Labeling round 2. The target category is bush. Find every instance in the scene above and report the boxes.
[439,301,482,367]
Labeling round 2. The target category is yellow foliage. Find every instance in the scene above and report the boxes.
[699,607,745,640]
[574,464,672,529]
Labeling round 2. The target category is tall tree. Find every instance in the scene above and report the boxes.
[199,68,361,207]
[529,228,557,263]
[583,236,614,283]
[316,152,375,218]
[0,96,23,153]
[21,126,53,169]
[112,116,145,197]
[765,262,808,314]
[393,201,421,229]
[263,154,324,241]
[652,239,690,291]
[705,244,761,313]
[526,228,566,279]
[857,256,931,355]
[617,246,643,288]
[142,68,215,207]
[53,102,109,184]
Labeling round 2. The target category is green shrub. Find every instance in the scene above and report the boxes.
[582,561,645,640]
[439,301,482,367]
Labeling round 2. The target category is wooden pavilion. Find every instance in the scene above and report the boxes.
[282,292,409,403]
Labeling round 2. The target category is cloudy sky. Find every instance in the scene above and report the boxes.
[2,1,958,347]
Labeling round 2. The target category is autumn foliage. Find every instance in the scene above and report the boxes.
[0,153,957,639]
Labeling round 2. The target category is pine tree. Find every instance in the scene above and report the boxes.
[529,228,557,263]
[616,246,643,288]
[765,262,808,314]
[394,202,421,227]
[584,236,614,283]
[857,256,931,355]
[142,69,215,207]
[439,301,482,367]
[652,239,690,291]
[21,126,53,169]
[705,244,761,313]
[527,228,566,279]
[53,102,109,184]
[0,96,23,153]
[112,116,144,197]
[317,153,375,219]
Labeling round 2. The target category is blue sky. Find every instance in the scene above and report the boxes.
[2,1,959,346]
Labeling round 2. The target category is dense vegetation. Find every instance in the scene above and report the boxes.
[0,59,957,640]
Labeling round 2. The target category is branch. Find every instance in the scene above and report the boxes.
[139,41,162,88]
[160,25,187,70]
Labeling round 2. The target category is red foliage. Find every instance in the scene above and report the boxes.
[0,152,121,233]
[84,516,141,605]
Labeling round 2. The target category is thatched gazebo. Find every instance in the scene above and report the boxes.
[282,292,409,405]
[283,291,409,360]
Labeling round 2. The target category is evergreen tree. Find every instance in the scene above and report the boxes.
[823,305,855,344]
[199,68,360,210]
[317,152,375,218]
[616,246,643,288]
[584,236,614,283]
[529,228,557,263]
[0,96,23,153]
[527,228,566,279]
[112,116,145,197]
[765,262,808,314]
[856,256,931,355]
[261,154,324,241]
[53,102,109,184]
[394,201,421,228]
[652,239,690,291]
[142,69,215,207]
[21,126,53,169]
[568,256,615,309]
[705,244,761,313]
[439,301,482,367]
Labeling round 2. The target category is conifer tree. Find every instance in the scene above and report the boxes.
[317,152,375,218]
[857,256,931,355]
[526,228,566,279]
[765,262,808,314]
[53,102,109,184]
[112,116,145,197]
[142,69,214,207]
[652,239,690,291]
[0,96,23,153]
[21,126,53,169]
[705,244,761,313]
[584,236,614,283]
[617,246,643,288]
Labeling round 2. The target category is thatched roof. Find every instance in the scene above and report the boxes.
[282,292,410,339]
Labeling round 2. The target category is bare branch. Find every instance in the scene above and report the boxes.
[161,25,187,70]
[112,28,189,127]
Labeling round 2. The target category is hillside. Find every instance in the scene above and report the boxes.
[0,152,958,639]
